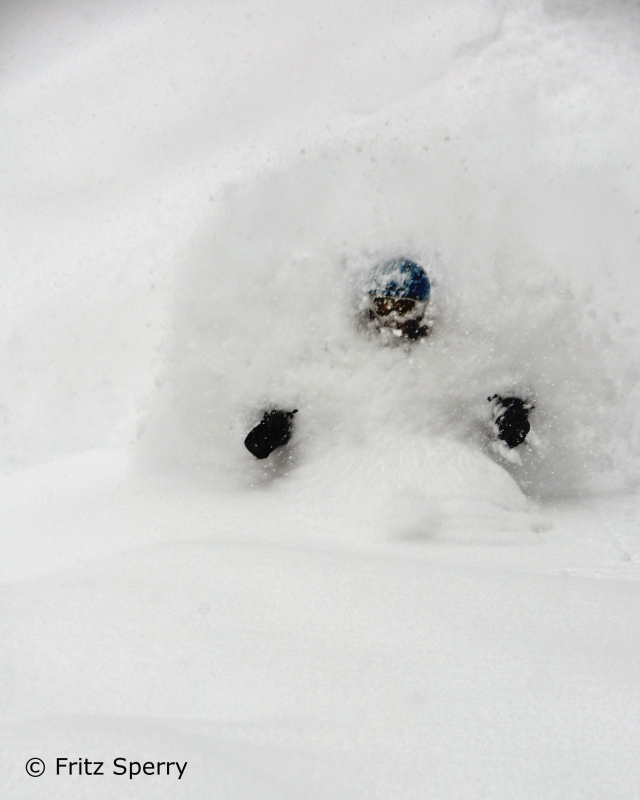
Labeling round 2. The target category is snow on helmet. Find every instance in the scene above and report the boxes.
[368,258,430,302]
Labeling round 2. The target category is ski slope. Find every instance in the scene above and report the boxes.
[2,1,640,797]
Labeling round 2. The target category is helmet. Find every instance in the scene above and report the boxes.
[367,258,430,302]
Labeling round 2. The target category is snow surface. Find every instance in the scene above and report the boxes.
[2,0,640,797]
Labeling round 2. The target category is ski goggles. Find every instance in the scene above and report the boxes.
[371,296,418,317]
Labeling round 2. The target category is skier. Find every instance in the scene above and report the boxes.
[244,258,533,460]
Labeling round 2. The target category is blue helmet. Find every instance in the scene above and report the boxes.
[368,258,430,302]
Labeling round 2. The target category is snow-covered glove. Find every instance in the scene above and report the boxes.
[244,409,298,459]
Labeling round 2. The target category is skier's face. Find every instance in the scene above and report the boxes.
[367,293,429,340]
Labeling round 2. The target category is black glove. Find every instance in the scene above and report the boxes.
[244,409,298,459]
[488,395,533,449]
